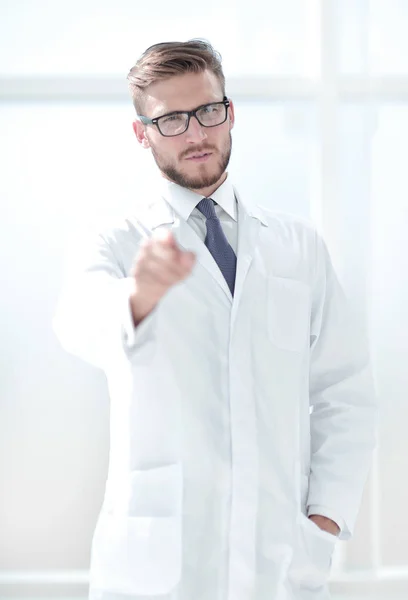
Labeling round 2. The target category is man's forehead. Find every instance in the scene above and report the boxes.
[144,92,221,118]
[141,71,223,117]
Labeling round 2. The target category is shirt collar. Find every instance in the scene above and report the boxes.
[157,173,237,222]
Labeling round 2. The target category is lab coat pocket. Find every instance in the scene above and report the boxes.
[296,513,337,590]
[267,276,310,352]
[89,463,183,596]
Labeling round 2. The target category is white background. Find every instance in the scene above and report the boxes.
[1,1,408,598]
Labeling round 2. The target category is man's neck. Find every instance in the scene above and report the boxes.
[161,171,228,199]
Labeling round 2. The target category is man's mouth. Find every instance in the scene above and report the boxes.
[185,152,212,162]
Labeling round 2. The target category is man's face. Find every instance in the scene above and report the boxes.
[133,70,235,194]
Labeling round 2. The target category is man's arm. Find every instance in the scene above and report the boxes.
[53,224,158,370]
[306,230,379,541]
[53,224,195,371]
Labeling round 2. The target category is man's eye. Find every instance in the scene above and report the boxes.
[162,114,184,123]
[202,104,220,114]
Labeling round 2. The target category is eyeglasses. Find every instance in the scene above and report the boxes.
[137,96,230,137]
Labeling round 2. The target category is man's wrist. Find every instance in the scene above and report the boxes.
[308,514,340,537]
[129,284,157,327]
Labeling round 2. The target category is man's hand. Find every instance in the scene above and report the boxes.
[129,229,196,326]
[308,514,340,537]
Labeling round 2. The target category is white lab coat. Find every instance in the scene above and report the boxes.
[53,185,378,600]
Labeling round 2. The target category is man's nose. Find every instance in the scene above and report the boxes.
[185,115,207,143]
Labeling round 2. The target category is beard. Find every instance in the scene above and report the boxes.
[149,132,232,191]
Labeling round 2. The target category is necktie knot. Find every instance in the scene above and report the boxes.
[196,197,217,220]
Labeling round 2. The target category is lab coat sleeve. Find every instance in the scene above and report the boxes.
[53,224,158,371]
[306,505,346,534]
[306,230,379,541]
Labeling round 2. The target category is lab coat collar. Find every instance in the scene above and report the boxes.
[156,174,238,222]
[139,176,269,306]
[143,174,268,230]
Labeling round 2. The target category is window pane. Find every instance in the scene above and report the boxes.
[334,103,408,567]
[224,0,320,77]
[0,0,320,77]
[369,0,408,75]
[338,0,408,75]
[371,103,408,565]
[0,101,151,569]
[230,101,317,217]
[336,0,371,75]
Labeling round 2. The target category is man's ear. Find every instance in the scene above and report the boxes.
[132,120,151,149]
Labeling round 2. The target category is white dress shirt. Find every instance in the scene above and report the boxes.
[159,175,238,254]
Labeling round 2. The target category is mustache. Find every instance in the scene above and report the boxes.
[181,147,215,159]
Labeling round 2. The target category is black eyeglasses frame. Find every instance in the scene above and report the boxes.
[137,96,231,137]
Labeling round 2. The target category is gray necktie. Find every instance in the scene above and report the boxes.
[196,197,237,296]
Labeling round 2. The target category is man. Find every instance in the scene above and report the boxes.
[53,39,378,600]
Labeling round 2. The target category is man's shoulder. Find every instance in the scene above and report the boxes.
[249,205,323,282]
[256,204,316,230]
[234,185,317,236]
[252,204,319,246]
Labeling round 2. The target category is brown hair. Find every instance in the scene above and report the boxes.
[127,38,226,114]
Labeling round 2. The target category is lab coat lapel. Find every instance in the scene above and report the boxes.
[143,189,268,307]
[144,195,232,301]
[230,188,269,331]
[172,216,233,301]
